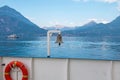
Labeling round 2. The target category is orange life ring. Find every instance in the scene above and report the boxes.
[4,61,28,80]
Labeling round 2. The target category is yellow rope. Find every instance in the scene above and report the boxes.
[13,61,17,67]
[4,72,9,75]
[23,75,28,78]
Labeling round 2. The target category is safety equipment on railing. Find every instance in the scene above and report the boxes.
[4,61,28,80]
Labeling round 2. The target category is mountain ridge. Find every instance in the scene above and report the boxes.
[63,16,120,37]
[0,5,47,37]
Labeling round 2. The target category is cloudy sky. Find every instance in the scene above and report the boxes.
[0,0,120,27]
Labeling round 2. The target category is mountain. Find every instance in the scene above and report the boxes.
[74,21,97,31]
[109,16,120,25]
[0,5,47,37]
[43,25,75,31]
[63,16,120,37]
[83,21,97,27]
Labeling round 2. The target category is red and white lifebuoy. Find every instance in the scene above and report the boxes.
[4,61,28,80]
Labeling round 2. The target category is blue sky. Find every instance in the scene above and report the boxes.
[0,0,120,27]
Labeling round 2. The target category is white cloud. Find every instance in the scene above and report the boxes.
[87,18,109,24]
[72,0,119,3]
[97,0,118,3]
[97,0,120,11]
[48,20,61,26]
[72,0,88,2]
[117,1,120,11]
[72,0,120,11]
[72,0,81,2]
[25,16,45,27]
[100,19,109,24]
[88,18,98,22]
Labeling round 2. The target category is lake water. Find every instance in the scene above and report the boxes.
[0,36,120,60]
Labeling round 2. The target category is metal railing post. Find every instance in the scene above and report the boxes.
[47,30,61,57]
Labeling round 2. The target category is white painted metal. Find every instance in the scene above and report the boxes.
[0,57,3,80]
[69,59,112,80]
[33,58,67,80]
[67,59,70,80]
[1,57,120,80]
[47,30,61,57]
[112,61,120,80]
[110,61,113,80]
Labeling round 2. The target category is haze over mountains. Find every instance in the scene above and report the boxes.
[0,6,47,37]
[63,16,120,37]
[0,5,120,37]
[43,25,75,31]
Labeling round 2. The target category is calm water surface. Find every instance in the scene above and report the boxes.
[0,36,120,60]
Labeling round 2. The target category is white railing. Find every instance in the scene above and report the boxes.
[47,30,61,57]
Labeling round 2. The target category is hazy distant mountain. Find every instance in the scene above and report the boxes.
[0,5,47,37]
[83,21,97,27]
[63,16,120,37]
[74,21,97,30]
[43,25,75,31]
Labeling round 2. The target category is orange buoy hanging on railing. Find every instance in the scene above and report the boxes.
[4,61,28,80]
